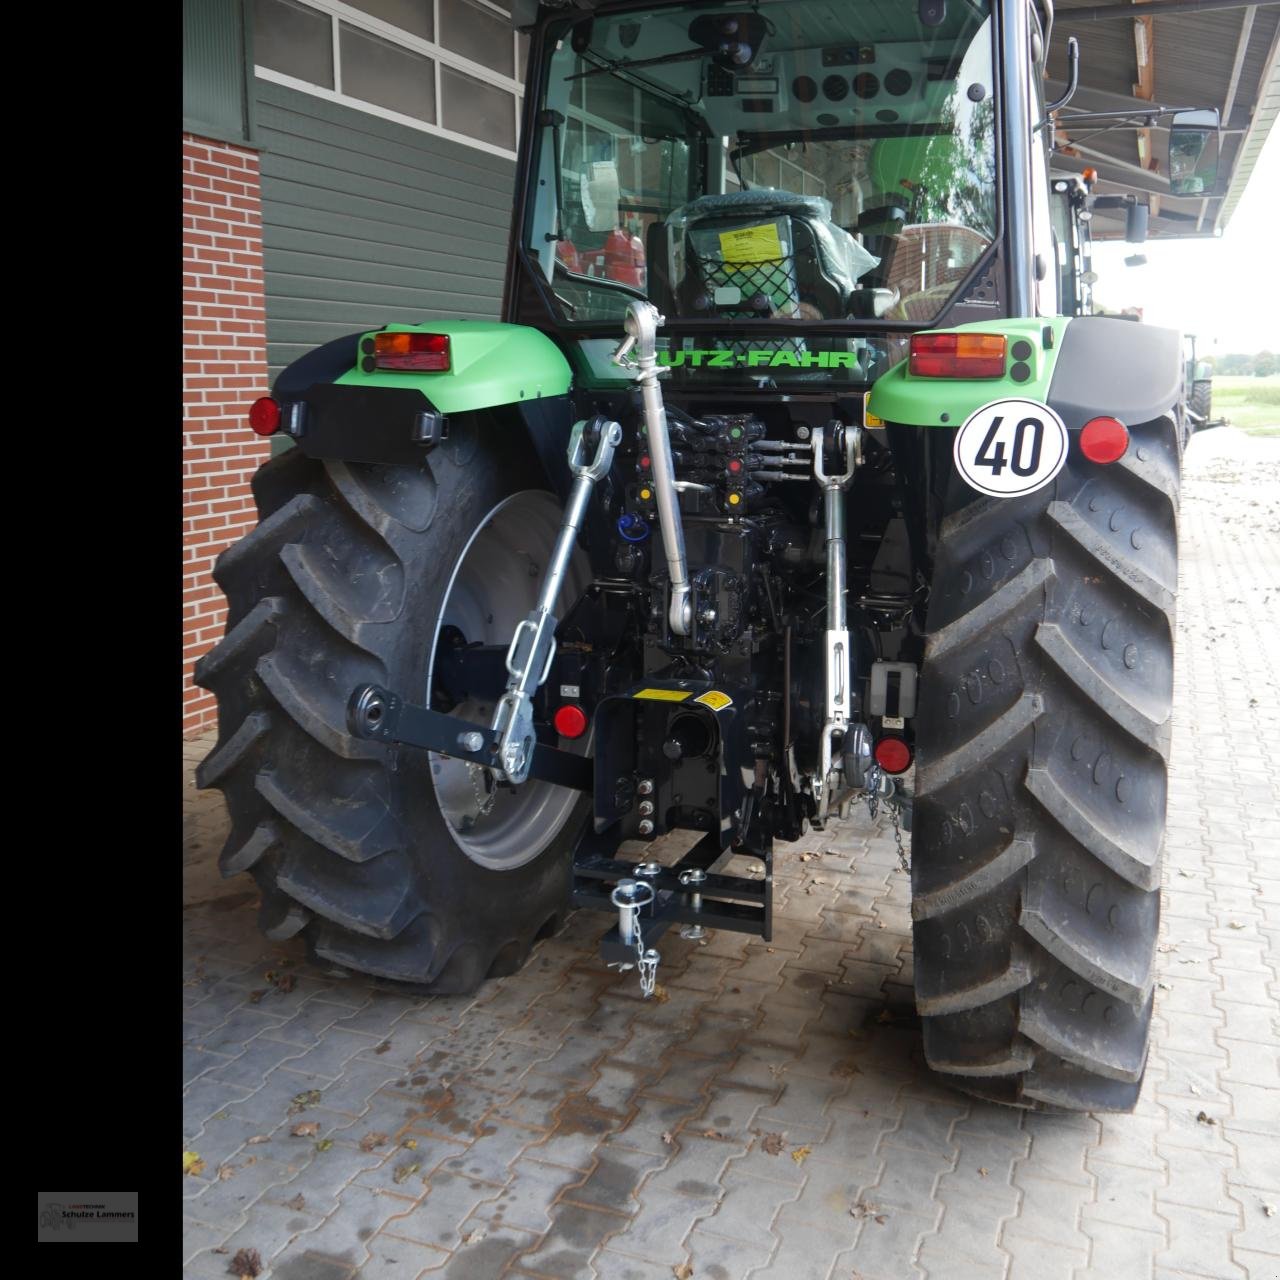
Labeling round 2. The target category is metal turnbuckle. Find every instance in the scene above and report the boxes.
[812,423,861,823]
[489,416,622,783]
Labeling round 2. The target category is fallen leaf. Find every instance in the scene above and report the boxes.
[831,1060,862,1079]
[652,984,670,1003]
[218,1165,236,1181]
[978,1167,989,1177]
[360,1132,389,1153]
[766,947,775,954]
[462,1227,487,1246]
[289,1090,322,1115]
[874,1215,887,1225]
[876,1009,894,1024]
[274,973,296,993]
[315,1139,334,1152]
[285,1193,305,1211]
[248,990,267,1004]
[702,1129,725,1140]
[791,1146,812,1165]
[1196,1110,1216,1126]
[183,1150,205,1177]
[661,1131,675,1146]
[246,1135,270,1146]
[849,1201,880,1219]
[231,1247,263,1278]
[875,921,885,930]
[1228,921,1246,930]
[761,1133,785,1156]
[375,1041,392,1054]
[213,1246,229,1253]
[402,1138,418,1149]
[393,1161,420,1184]
[673,1265,693,1280]
[291,1122,320,1138]
[1263,1203,1276,1218]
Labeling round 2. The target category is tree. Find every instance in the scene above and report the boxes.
[1255,350,1276,377]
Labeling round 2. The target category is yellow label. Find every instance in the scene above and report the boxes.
[693,690,733,711]
[633,688,692,702]
[864,410,885,428]
[719,222,784,263]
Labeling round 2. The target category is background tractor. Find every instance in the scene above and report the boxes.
[197,0,1210,1113]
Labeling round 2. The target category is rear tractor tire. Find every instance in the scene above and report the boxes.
[194,423,590,991]
[911,416,1180,1111]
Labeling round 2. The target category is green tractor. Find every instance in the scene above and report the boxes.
[197,0,1207,1113]
[1184,333,1220,431]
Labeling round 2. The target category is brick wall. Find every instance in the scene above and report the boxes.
[183,133,271,736]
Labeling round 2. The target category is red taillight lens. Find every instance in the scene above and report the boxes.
[248,397,280,435]
[874,736,913,775]
[1079,416,1129,464]
[374,332,451,372]
[909,332,1008,379]
[553,704,589,740]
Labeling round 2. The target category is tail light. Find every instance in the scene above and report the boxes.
[874,736,913,775]
[374,332,451,372]
[248,397,280,435]
[1079,416,1129,463]
[909,333,1007,379]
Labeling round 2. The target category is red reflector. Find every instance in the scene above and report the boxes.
[248,397,280,435]
[1079,416,1129,464]
[639,455,651,469]
[553,704,589,740]
[374,332,451,371]
[874,736,913,775]
[909,332,1007,379]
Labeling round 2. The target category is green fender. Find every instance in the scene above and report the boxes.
[868,318,1070,428]
[335,320,572,414]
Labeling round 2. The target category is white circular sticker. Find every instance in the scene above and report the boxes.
[953,398,1069,498]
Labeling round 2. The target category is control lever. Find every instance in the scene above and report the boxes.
[489,416,622,783]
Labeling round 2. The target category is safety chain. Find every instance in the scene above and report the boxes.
[467,762,498,819]
[634,930,659,999]
[865,764,910,875]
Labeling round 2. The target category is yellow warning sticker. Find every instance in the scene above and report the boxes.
[719,222,784,263]
[693,690,733,711]
[633,688,692,702]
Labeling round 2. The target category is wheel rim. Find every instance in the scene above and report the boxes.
[426,491,590,870]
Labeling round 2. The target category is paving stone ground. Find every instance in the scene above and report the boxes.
[183,428,1280,1280]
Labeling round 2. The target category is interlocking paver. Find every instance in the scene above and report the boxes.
[184,432,1280,1280]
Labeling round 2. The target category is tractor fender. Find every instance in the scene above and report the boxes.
[867,315,1181,431]
[267,321,577,496]
[1045,315,1182,430]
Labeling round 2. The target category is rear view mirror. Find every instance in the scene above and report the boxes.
[1169,109,1220,196]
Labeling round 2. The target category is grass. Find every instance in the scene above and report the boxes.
[1210,374,1280,436]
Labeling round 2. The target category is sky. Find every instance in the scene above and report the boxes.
[1089,122,1280,355]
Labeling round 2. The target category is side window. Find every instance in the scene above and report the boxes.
[1029,103,1058,315]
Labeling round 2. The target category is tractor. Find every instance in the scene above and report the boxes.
[197,0,1211,1113]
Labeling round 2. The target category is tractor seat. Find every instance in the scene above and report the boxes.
[666,189,879,321]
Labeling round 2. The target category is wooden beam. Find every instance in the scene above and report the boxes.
[1133,0,1161,214]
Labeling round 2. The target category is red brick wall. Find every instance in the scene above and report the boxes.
[183,133,271,736]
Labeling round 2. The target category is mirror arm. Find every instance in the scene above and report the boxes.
[1045,37,1080,113]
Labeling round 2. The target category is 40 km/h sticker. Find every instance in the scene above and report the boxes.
[953,398,1069,498]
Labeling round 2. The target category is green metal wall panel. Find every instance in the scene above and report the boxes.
[255,79,517,380]
[184,0,253,143]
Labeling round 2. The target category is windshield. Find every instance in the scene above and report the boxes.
[522,0,997,365]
